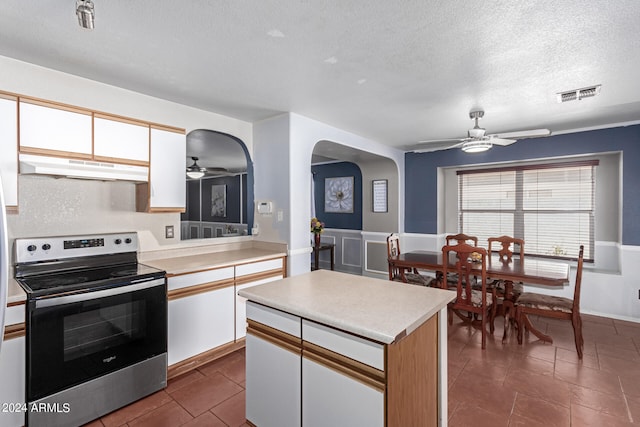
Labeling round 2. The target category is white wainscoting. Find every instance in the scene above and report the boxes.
[315,229,362,275]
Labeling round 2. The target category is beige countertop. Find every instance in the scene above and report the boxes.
[142,247,287,276]
[238,270,456,344]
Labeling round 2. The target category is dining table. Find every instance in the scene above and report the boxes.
[388,250,571,343]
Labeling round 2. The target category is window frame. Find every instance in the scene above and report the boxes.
[457,160,598,262]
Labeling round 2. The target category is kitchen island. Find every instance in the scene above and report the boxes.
[238,270,455,427]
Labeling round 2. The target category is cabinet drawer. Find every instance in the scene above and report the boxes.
[236,258,283,277]
[246,301,300,338]
[168,267,234,291]
[302,320,384,371]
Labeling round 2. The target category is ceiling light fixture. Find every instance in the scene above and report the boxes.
[186,157,205,179]
[461,140,492,153]
[76,0,95,29]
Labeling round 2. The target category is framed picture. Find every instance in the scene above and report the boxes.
[211,184,227,217]
[372,179,388,213]
[324,176,354,213]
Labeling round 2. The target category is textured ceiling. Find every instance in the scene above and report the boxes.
[1,0,639,154]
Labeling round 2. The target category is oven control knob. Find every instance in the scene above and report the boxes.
[27,244,37,252]
[125,238,132,244]
[42,243,51,251]
[114,238,122,245]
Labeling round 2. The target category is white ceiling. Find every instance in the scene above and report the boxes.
[1,0,639,153]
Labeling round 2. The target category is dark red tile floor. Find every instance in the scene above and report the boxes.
[84,313,640,426]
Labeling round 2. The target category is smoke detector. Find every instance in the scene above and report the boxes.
[557,85,601,103]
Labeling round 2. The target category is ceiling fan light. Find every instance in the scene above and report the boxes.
[76,0,95,29]
[461,140,492,153]
[186,170,205,179]
[186,156,206,179]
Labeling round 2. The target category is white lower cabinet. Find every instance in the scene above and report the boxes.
[235,276,283,340]
[246,333,301,427]
[302,356,384,427]
[302,319,385,427]
[168,285,234,365]
[235,258,285,340]
[0,335,25,427]
[245,302,387,427]
[245,302,301,427]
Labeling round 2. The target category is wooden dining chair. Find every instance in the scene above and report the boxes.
[386,234,433,286]
[487,236,525,340]
[445,233,478,246]
[515,245,585,358]
[441,242,496,349]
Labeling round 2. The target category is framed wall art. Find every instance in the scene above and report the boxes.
[324,176,354,213]
[372,179,388,213]
[211,184,227,217]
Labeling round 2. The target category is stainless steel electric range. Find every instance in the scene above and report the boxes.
[14,232,167,427]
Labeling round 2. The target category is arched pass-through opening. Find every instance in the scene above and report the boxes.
[182,129,254,240]
[311,140,399,233]
[311,140,399,275]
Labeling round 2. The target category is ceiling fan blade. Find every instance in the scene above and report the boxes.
[487,137,517,146]
[416,138,464,144]
[492,129,551,139]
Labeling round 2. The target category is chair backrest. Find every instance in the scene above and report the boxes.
[387,233,401,258]
[488,235,524,262]
[446,233,478,247]
[442,242,488,307]
[386,233,401,280]
[573,245,585,312]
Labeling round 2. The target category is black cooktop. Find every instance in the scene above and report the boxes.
[17,261,165,299]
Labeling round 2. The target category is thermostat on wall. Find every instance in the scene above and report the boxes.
[257,201,273,215]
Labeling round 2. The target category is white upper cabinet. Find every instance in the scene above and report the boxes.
[146,126,185,211]
[93,115,149,164]
[19,101,92,157]
[0,95,18,207]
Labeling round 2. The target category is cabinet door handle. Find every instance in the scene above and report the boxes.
[247,319,301,355]
[302,341,386,392]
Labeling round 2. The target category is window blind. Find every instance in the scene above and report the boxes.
[457,161,597,261]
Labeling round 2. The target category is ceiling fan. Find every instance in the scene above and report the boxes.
[413,110,551,153]
[186,157,229,179]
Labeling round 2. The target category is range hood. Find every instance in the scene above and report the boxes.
[19,154,149,182]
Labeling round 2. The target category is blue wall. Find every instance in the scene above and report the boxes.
[405,125,640,245]
[312,162,363,230]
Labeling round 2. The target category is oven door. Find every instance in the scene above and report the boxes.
[26,278,167,402]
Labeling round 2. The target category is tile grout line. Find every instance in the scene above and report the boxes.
[618,376,635,423]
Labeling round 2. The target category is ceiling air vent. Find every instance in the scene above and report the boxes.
[557,85,601,103]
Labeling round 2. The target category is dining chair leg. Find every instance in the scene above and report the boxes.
[572,313,584,359]
[487,300,498,335]
[515,306,524,345]
[481,311,487,349]
[501,300,514,342]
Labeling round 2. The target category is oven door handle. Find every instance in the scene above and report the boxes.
[35,278,166,308]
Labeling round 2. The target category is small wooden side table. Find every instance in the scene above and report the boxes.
[312,243,335,271]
